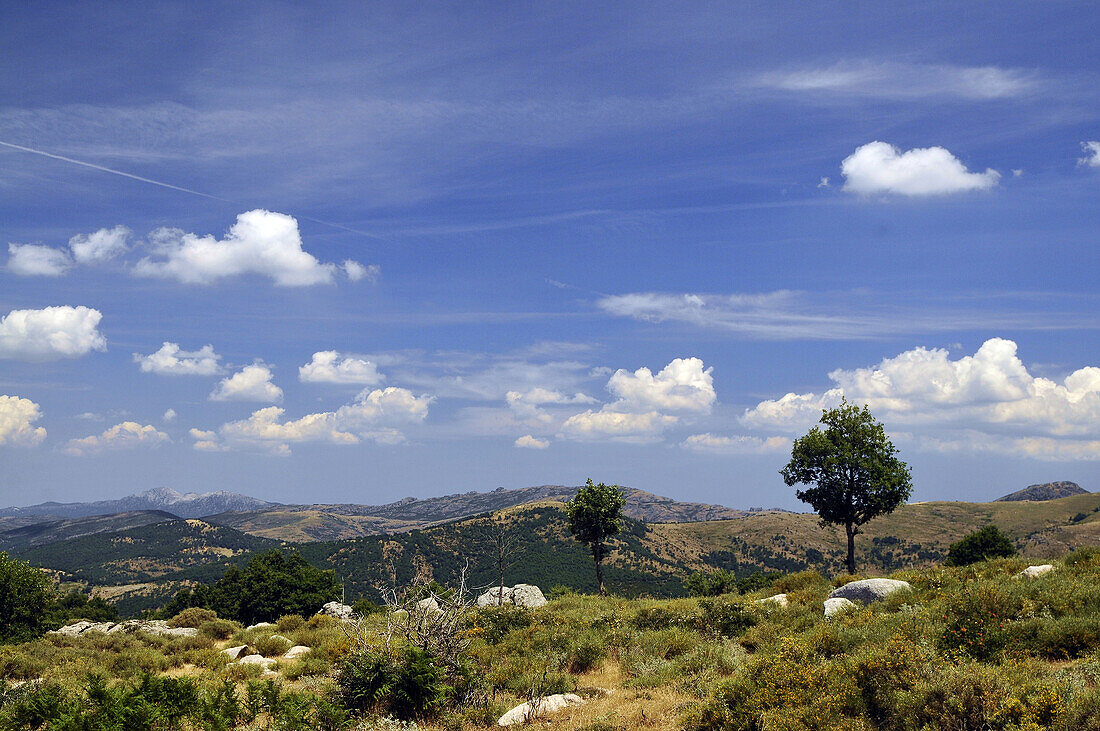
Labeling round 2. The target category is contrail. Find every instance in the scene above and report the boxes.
[0,139,383,240]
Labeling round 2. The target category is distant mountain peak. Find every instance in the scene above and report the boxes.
[0,488,278,520]
[996,481,1088,502]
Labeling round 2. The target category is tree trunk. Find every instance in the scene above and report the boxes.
[595,541,605,596]
[845,523,857,575]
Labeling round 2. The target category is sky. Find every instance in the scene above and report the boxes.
[1,1,1098,510]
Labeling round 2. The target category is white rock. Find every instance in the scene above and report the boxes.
[247,622,276,631]
[269,634,293,646]
[1017,564,1055,579]
[223,645,250,660]
[238,654,278,670]
[755,593,789,608]
[824,597,858,618]
[415,597,442,614]
[50,620,197,638]
[829,578,912,604]
[284,645,311,659]
[497,693,584,726]
[317,602,354,620]
[49,621,94,636]
[477,584,548,608]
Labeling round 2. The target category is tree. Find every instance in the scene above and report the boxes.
[945,524,1018,566]
[0,551,53,643]
[164,549,340,624]
[489,517,517,605]
[781,401,912,574]
[564,479,626,596]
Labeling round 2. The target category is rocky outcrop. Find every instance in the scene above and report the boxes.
[997,481,1087,502]
[317,601,354,620]
[829,579,911,604]
[476,584,548,608]
[284,645,311,659]
[1017,564,1055,579]
[755,593,789,608]
[238,654,277,670]
[824,597,857,618]
[223,645,251,660]
[497,693,584,726]
[50,620,198,638]
[246,622,276,631]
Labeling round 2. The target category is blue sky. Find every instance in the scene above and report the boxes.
[1,1,1098,509]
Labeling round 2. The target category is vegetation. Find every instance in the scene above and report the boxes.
[163,550,340,625]
[947,524,1020,566]
[0,553,53,644]
[565,480,627,596]
[781,401,913,573]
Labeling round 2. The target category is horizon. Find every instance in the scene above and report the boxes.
[2,2,1098,511]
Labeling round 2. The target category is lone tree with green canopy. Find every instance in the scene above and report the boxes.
[565,479,626,596]
[781,400,912,575]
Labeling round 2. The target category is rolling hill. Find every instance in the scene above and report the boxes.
[0,510,177,551]
[996,480,1088,502]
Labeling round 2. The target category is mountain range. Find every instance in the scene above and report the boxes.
[0,487,275,520]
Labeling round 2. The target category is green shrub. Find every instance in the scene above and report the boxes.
[276,614,306,632]
[168,607,218,629]
[198,619,238,640]
[684,569,738,597]
[337,647,451,720]
[945,525,1018,566]
[1065,546,1100,568]
[697,598,757,638]
[567,631,608,673]
[474,605,534,644]
[0,552,53,644]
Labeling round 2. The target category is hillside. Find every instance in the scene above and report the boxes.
[0,510,176,551]
[209,485,751,542]
[996,480,1088,502]
[0,487,276,520]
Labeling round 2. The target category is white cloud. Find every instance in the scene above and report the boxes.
[196,386,431,454]
[343,260,379,283]
[742,338,1100,461]
[163,408,177,422]
[336,387,432,426]
[505,387,596,423]
[682,433,789,454]
[515,434,550,449]
[559,410,677,441]
[69,225,130,264]
[133,209,342,286]
[0,395,47,447]
[841,141,1000,196]
[606,357,715,414]
[299,351,385,385]
[1080,141,1100,168]
[7,244,72,276]
[64,421,169,456]
[757,62,1037,100]
[134,342,224,376]
[818,177,830,188]
[0,306,106,361]
[209,363,283,403]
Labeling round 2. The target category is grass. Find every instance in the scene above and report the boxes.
[6,548,1100,728]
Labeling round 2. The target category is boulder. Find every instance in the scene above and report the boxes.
[238,654,278,670]
[223,645,251,660]
[415,597,442,615]
[477,584,548,608]
[824,597,857,618]
[49,621,94,637]
[317,601,354,620]
[497,693,584,726]
[247,622,276,631]
[755,593,789,608]
[269,634,293,646]
[284,645,311,659]
[49,620,197,638]
[829,578,911,605]
[1017,564,1055,579]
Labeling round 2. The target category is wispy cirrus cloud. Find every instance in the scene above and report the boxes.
[596,291,1099,341]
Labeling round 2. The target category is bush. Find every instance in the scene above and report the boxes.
[0,552,53,643]
[684,569,739,597]
[276,614,306,632]
[567,631,608,673]
[169,607,218,629]
[946,525,1018,566]
[337,647,451,720]
[198,619,238,640]
[697,598,757,638]
[474,605,534,644]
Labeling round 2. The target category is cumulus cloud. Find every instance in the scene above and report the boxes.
[343,260,379,283]
[163,408,177,422]
[841,141,1000,196]
[64,421,169,456]
[505,388,596,424]
[682,433,789,454]
[515,434,550,449]
[299,351,385,385]
[69,225,130,264]
[1080,141,1100,168]
[7,244,72,276]
[0,395,47,446]
[0,306,106,361]
[606,358,715,414]
[196,386,431,454]
[209,363,283,403]
[559,410,677,441]
[133,209,347,286]
[742,338,1100,460]
[134,342,224,376]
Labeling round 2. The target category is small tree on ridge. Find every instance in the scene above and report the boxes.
[565,479,626,596]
